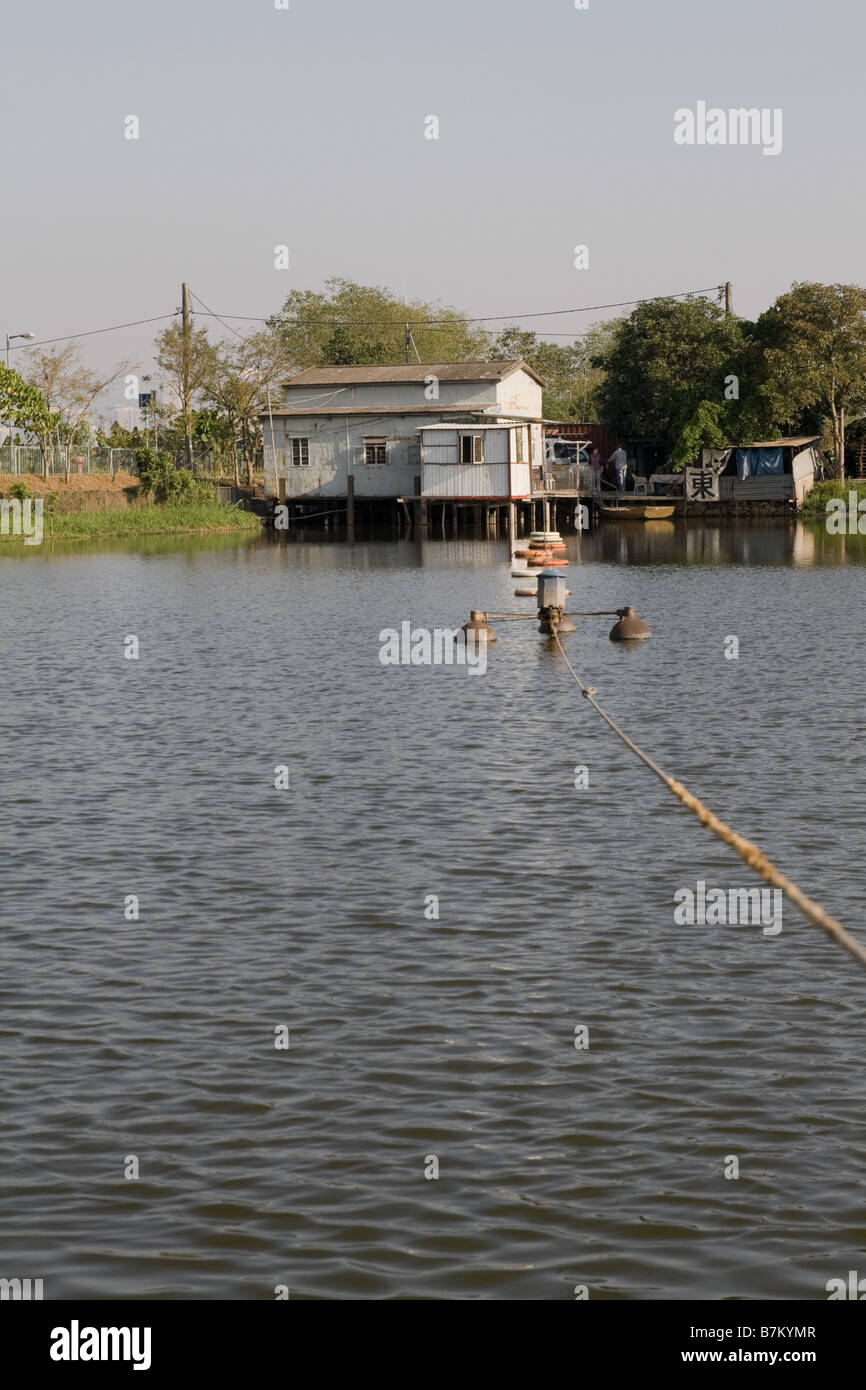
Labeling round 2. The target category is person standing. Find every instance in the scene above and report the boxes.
[608,445,627,492]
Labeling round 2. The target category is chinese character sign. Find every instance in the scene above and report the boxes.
[685,467,720,501]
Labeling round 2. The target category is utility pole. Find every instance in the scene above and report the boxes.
[182,282,193,469]
[405,322,411,365]
[725,281,733,317]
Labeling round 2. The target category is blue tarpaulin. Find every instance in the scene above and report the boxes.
[736,447,784,478]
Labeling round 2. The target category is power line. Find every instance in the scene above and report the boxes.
[188,288,245,341]
[11,283,725,356]
[18,313,180,352]
[191,284,724,330]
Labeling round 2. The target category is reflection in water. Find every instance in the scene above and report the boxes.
[261,520,865,573]
[4,519,861,572]
[570,519,866,568]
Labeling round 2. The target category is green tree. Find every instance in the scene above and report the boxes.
[597,296,744,449]
[0,363,61,474]
[490,321,616,421]
[668,400,731,470]
[752,282,866,478]
[268,277,491,367]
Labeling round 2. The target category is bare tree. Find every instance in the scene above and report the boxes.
[206,330,291,485]
[154,322,220,468]
[22,345,131,477]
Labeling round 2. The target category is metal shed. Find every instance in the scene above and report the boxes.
[418,423,534,499]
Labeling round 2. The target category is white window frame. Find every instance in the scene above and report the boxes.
[460,434,484,464]
[363,437,388,466]
[290,437,309,467]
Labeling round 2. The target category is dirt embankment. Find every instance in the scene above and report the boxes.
[0,472,140,512]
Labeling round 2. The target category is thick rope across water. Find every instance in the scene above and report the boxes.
[552,630,866,972]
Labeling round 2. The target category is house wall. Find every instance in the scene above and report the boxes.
[718,476,794,500]
[263,369,544,499]
[264,414,426,499]
[283,379,499,411]
[423,463,511,498]
[791,447,818,505]
[529,421,544,467]
[418,427,532,497]
[494,370,543,417]
[281,367,542,417]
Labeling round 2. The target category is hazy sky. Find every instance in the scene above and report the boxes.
[2,0,862,406]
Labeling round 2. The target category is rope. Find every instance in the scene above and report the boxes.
[277,506,348,521]
[551,630,866,973]
[486,610,623,620]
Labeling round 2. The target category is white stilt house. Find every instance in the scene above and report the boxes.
[261,360,546,502]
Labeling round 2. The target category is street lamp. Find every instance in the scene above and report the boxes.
[6,330,34,368]
[3,332,34,462]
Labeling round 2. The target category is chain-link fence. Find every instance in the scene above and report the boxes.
[0,443,264,484]
[0,445,140,476]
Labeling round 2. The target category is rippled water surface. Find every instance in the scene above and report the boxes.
[2,521,866,1299]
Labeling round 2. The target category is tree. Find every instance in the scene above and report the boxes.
[21,345,130,477]
[752,282,866,478]
[268,277,491,367]
[204,329,290,484]
[0,363,60,474]
[668,400,731,470]
[596,296,745,448]
[154,322,220,467]
[490,321,617,421]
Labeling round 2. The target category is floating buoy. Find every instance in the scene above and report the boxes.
[609,606,652,641]
[536,569,576,635]
[459,609,497,646]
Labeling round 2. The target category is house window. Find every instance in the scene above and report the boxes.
[515,429,525,463]
[364,437,387,466]
[461,434,483,463]
[290,437,309,467]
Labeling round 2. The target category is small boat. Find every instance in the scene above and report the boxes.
[599,503,676,521]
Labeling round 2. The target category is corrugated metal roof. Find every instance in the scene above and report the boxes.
[742,437,820,448]
[281,360,546,388]
[419,422,520,431]
[263,405,544,418]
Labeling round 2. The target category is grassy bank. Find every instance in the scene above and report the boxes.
[0,499,262,543]
[799,479,866,519]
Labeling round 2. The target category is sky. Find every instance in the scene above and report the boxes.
[1,0,863,413]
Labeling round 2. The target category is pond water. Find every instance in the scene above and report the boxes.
[2,520,865,1299]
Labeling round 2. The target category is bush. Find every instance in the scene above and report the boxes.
[799,478,866,518]
[134,451,213,504]
[164,467,214,503]
[135,448,175,501]
[8,480,31,501]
